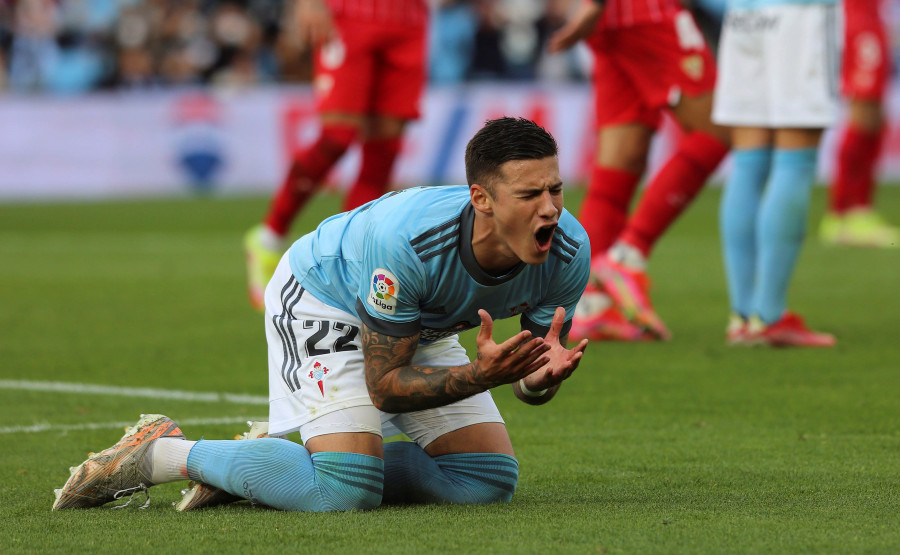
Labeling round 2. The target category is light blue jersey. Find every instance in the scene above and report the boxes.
[728,0,836,8]
[288,185,590,343]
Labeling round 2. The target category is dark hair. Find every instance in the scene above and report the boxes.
[464,117,558,195]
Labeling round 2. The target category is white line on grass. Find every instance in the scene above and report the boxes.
[0,380,268,435]
[0,379,267,405]
[0,416,265,435]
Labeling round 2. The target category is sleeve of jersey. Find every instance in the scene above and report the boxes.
[520,226,591,339]
[355,223,427,338]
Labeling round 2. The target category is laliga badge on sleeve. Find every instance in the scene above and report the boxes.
[368,268,399,315]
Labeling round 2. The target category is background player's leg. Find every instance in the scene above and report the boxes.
[751,130,821,324]
[570,124,649,342]
[618,93,730,258]
[579,124,650,257]
[342,115,406,211]
[743,128,834,346]
[263,114,362,238]
[719,128,772,340]
[245,113,362,310]
[824,99,898,247]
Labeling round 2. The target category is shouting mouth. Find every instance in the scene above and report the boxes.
[535,223,557,252]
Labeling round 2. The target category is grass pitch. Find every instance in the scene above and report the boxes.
[1,187,898,553]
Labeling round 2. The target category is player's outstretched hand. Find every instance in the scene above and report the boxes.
[521,307,588,392]
[547,2,603,53]
[474,309,552,389]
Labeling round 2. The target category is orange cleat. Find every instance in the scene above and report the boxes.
[570,305,647,342]
[53,414,185,510]
[592,255,671,340]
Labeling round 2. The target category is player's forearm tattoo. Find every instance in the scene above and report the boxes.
[362,324,486,413]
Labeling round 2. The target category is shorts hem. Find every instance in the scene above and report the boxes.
[269,396,375,436]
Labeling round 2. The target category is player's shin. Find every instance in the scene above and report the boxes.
[185,439,384,511]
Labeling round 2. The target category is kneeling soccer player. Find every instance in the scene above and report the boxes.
[53,117,591,512]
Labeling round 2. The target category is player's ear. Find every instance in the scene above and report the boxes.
[470,184,494,214]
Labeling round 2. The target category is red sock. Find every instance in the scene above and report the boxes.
[342,137,402,211]
[620,131,728,256]
[831,124,885,213]
[832,124,884,213]
[264,124,358,235]
[579,166,642,257]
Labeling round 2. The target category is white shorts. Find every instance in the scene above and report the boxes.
[264,253,505,447]
[712,3,839,128]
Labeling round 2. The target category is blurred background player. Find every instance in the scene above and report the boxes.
[548,0,731,342]
[820,0,898,248]
[714,0,838,347]
[244,0,428,310]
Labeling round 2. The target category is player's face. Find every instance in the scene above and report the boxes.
[485,156,564,266]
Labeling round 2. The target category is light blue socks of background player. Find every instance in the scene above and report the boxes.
[186,438,518,511]
[187,439,384,512]
[720,147,771,318]
[720,147,818,323]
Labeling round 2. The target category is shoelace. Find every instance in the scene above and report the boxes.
[111,483,150,510]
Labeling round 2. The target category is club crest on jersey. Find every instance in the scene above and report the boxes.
[368,268,399,315]
[309,361,330,397]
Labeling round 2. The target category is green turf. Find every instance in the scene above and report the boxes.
[1,187,898,553]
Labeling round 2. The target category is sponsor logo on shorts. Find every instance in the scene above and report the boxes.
[309,361,330,397]
[368,268,399,315]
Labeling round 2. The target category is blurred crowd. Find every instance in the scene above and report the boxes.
[0,0,596,95]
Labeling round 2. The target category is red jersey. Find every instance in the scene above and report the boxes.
[599,0,683,29]
[843,0,885,24]
[325,0,427,26]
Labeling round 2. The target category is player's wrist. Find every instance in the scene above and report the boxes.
[517,378,548,398]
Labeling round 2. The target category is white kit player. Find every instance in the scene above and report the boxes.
[713,0,839,347]
[53,117,592,512]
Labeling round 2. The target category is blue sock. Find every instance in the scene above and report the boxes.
[720,148,772,318]
[186,438,384,512]
[752,148,818,323]
[382,442,518,505]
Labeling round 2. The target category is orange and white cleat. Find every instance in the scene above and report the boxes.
[592,255,671,341]
[746,312,836,348]
[52,414,185,510]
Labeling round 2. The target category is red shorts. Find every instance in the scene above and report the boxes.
[314,17,426,119]
[588,10,717,129]
[841,1,889,101]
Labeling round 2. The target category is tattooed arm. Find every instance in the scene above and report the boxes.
[363,309,552,413]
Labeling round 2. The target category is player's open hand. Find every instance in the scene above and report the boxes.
[520,307,588,391]
[547,2,603,53]
[474,309,552,389]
